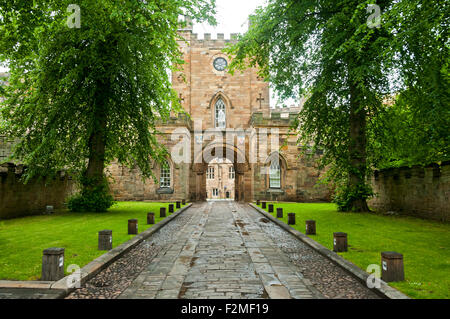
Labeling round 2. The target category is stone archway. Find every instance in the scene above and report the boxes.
[192,142,251,202]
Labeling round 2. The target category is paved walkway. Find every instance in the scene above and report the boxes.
[118,202,320,299]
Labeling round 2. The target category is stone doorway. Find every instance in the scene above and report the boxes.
[206,158,235,201]
[192,142,251,202]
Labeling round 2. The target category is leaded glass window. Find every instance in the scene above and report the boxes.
[229,166,235,179]
[160,160,171,188]
[215,98,226,128]
[269,159,281,188]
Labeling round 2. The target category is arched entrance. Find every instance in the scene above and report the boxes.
[192,142,250,202]
[206,158,235,201]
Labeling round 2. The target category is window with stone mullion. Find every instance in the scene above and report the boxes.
[269,159,281,189]
[160,161,171,188]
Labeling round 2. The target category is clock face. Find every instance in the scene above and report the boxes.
[213,57,228,71]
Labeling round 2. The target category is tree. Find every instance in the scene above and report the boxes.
[371,0,449,168]
[0,0,215,211]
[227,0,449,212]
[227,0,392,212]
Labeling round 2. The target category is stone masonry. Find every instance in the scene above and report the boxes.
[107,22,332,203]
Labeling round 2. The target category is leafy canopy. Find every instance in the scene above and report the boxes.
[227,0,449,198]
[0,0,216,181]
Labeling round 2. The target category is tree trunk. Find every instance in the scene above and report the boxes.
[84,85,108,185]
[348,81,370,212]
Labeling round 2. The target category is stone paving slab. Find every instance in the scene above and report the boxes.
[0,288,66,299]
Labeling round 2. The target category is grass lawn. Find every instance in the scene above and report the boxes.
[0,201,186,281]
[257,202,450,299]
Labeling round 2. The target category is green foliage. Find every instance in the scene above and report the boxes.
[333,182,374,212]
[0,0,216,182]
[67,175,115,212]
[227,0,449,208]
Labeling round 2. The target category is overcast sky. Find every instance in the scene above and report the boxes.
[193,0,267,38]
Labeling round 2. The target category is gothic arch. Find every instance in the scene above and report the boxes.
[192,142,251,202]
[263,151,288,189]
[208,91,233,110]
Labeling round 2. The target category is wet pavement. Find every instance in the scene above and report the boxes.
[67,202,379,299]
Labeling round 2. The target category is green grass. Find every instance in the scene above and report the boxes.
[257,202,450,299]
[0,201,186,281]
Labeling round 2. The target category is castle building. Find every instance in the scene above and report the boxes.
[107,23,331,203]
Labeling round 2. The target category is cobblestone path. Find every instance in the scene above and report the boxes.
[119,202,321,299]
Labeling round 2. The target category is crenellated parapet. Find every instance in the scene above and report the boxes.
[369,161,450,221]
[250,112,298,127]
[0,162,76,219]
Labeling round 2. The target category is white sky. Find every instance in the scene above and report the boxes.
[193,0,267,38]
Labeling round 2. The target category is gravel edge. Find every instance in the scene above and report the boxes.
[48,203,193,297]
[248,203,410,300]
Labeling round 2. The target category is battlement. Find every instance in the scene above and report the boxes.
[250,112,297,127]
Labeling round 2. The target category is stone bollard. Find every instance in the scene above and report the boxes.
[160,207,167,218]
[128,219,138,235]
[98,230,112,251]
[305,220,316,235]
[182,199,186,205]
[276,207,283,218]
[262,202,267,209]
[333,232,348,252]
[256,200,260,206]
[381,252,405,282]
[288,213,296,225]
[176,201,181,209]
[268,204,274,213]
[169,204,174,214]
[147,212,155,225]
[41,248,65,281]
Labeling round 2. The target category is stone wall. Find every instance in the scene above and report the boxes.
[369,162,450,222]
[0,163,76,219]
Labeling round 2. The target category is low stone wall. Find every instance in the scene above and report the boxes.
[0,163,76,219]
[369,162,450,222]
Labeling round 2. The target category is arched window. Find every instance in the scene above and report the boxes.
[229,166,235,179]
[269,158,281,189]
[160,160,171,188]
[215,98,226,128]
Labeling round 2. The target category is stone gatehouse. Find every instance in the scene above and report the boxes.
[107,24,332,203]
